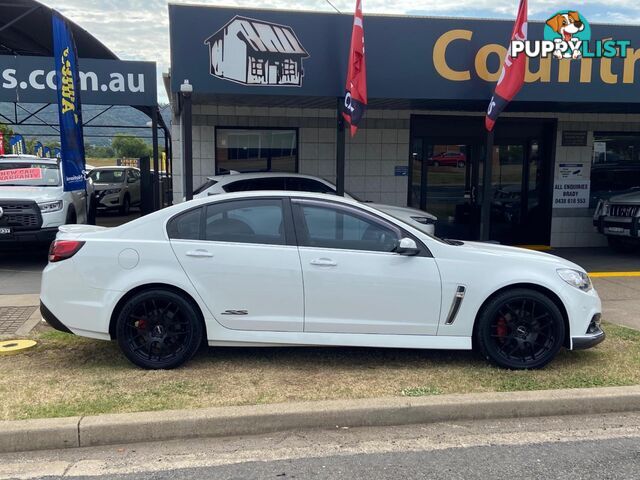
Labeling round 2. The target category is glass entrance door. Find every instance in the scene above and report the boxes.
[409,140,482,240]
[488,140,547,244]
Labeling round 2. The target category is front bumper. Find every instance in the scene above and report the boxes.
[572,328,606,350]
[97,192,122,208]
[594,215,639,237]
[0,227,58,243]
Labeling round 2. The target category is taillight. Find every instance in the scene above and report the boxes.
[48,240,85,263]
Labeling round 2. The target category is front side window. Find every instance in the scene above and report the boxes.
[204,199,286,246]
[216,129,297,174]
[295,202,400,253]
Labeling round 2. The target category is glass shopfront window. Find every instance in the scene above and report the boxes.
[215,128,298,174]
[591,133,640,207]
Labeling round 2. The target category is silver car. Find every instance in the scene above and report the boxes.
[89,167,141,215]
[192,172,438,235]
[594,189,640,252]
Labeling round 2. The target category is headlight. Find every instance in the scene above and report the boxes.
[557,268,593,292]
[103,188,121,195]
[38,200,63,213]
[410,216,436,225]
[595,200,609,217]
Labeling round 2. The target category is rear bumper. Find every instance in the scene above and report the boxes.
[40,301,73,334]
[0,227,58,243]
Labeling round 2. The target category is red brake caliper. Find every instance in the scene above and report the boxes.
[496,316,508,340]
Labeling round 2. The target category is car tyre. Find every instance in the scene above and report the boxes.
[120,194,130,216]
[433,161,440,167]
[87,195,97,225]
[607,236,639,253]
[65,206,77,225]
[116,289,204,370]
[475,288,565,370]
[457,161,465,168]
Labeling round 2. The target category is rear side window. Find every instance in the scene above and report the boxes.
[167,208,202,240]
[223,178,286,192]
[194,179,218,195]
[286,177,335,194]
[204,199,286,245]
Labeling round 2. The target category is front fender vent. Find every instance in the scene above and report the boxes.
[445,286,466,325]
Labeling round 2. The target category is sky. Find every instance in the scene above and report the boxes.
[46,0,640,103]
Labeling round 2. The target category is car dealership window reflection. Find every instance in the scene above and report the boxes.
[591,133,640,207]
[216,129,297,174]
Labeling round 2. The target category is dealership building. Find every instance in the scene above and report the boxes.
[166,4,640,247]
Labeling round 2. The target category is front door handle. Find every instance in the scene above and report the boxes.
[186,249,214,258]
[310,258,337,267]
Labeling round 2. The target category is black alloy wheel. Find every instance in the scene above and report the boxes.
[476,289,565,370]
[116,289,203,369]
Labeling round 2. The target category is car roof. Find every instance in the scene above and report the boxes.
[0,155,58,164]
[91,166,138,171]
[206,172,333,184]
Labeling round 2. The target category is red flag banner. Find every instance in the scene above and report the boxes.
[342,0,367,137]
[485,0,527,132]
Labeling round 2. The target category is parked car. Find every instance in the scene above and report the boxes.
[193,172,438,235]
[41,191,603,370]
[0,155,95,244]
[89,166,141,215]
[428,152,466,168]
[593,189,640,252]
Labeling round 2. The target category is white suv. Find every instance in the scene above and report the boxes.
[193,172,438,235]
[0,155,94,244]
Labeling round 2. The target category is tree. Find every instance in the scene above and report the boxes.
[0,123,14,154]
[111,134,151,159]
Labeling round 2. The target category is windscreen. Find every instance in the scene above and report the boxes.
[0,162,61,187]
[90,169,125,184]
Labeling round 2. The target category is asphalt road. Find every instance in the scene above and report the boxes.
[2,412,640,479]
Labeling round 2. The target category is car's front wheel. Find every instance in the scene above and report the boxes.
[475,288,565,370]
[115,289,203,369]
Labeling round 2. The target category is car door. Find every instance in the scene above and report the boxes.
[61,162,87,222]
[169,197,304,332]
[128,169,141,204]
[292,199,442,335]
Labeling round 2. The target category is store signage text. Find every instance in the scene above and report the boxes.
[433,30,640,85]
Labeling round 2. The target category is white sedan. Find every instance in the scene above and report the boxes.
[40,191,604,370]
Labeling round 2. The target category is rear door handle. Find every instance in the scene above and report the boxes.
[186,249,214,258]
[310,258,337,267]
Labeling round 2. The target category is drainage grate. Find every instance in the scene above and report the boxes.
[0,306,38,336]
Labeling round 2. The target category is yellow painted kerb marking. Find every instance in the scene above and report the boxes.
[515,245,553,251]
[589,271,640,278]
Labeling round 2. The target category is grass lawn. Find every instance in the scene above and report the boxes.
[0,322,638,421]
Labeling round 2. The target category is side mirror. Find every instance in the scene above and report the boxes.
[396,237,420,256]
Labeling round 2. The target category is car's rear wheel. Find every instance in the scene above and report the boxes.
[457,160,465,168]
[116,289,203,369]
[475,289,565,370]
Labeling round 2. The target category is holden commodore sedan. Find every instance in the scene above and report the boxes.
[40,191,604,370]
